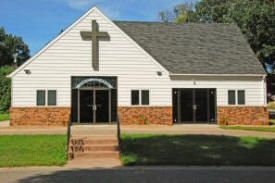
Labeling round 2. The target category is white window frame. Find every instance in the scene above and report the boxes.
[48,90,57,106]
[36,89,57,107]
[131,89,150,106]
[228,89,246,106]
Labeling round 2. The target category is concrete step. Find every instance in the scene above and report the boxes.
[70,139,118,146]
[72,151,120,159]
[69,144,119,153]
[70,135,117,140]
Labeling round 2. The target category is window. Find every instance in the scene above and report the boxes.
[228,90,246,105]
[131,90,150,105]
[131,90,139,105]
[37,90,45,106]
[228,90,235,105]
[238,90,245,105]
[48,90,57,106]
[141,90,149,105]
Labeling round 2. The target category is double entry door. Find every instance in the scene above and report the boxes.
[80,89,110,123]
[173,88,216,123]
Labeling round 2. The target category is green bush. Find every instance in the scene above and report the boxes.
[0,66,14,113]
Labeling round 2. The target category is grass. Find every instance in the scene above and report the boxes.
[221,125,275,133]
[0,113,9,122]
[270,119,275,125]
[268,101,275,110]
[120,134,275,166]
[0,135,67,167]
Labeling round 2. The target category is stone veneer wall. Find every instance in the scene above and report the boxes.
[9,106,268,126]
[10,107,71,126]
[217,106,269,125]
[118,107,173,125]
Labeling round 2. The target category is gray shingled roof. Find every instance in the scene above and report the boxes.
[114,21,265,75]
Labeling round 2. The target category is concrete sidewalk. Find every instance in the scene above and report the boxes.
[1,166,275,183]
[0,126,67,135]
[122,124,275,138]
[0,120,9,127]
[0,124,275,138]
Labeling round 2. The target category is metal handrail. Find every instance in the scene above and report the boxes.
[117,114,121,144]
[66,114,72,153]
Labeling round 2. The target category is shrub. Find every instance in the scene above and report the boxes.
[0,66,14,113]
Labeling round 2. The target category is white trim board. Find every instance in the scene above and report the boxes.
[170,73,266,77]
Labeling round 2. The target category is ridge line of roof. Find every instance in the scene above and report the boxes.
[113,20,235,25]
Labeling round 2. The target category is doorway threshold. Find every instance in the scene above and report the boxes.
[71,122,117,126]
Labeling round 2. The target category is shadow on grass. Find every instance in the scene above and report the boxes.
[120,134,275,166]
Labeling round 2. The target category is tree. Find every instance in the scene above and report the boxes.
[0,27,30,67]
[159,0,275,66]
[226,0,275,65]
[159,1,198,23]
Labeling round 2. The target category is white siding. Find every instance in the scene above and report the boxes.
[11,8,266,107]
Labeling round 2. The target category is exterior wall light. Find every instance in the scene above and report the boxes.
[24,69,31,75]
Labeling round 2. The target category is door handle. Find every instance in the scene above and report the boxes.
[93,105,97,111]
[193,105,197,110]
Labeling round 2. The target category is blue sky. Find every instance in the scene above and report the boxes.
[0,0,198,55]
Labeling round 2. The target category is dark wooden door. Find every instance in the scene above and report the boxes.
[80,90,94,123]
[195,89,208,122]
[95,90,109,122]
[180,89,193,122]
[173,88,216,123]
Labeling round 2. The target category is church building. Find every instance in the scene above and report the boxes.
[8,7,269,126]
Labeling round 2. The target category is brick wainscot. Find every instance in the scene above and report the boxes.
[118,107,173,125]
[10,107,71,126]
[217,106,269,125]
[9,106,269,126]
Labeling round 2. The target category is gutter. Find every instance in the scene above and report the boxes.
[169,73,266,77]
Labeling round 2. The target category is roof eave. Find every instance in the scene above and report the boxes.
[169,73,266,77]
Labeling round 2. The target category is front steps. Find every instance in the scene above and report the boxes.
[68,135,120,160]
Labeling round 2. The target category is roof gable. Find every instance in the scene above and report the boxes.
[8,7,168,78]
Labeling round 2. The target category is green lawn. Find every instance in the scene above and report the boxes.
[0,135,67,167]
[120,134,275,166]
[270,119,275,125]
[268,101,275,110]
[221,125,275,133]
[0,113,9,121]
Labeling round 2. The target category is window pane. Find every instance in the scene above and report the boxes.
[238,90,245,105]
[131,90,139,105]
[228,90,235,105]
[141,90,149,105]
[48,90,56,106]
[37,90,45,106]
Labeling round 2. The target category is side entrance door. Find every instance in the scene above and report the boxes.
[173,88,216,123]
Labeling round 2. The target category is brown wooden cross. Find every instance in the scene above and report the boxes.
[80,20,109,70]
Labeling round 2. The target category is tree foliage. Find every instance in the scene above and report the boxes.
[0,27,30,67]
[0,66,14,112]
[159,0,275,65]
